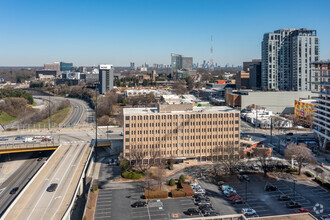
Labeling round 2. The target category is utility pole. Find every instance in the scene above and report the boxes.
[270,117,273,144]
[95,87,99,148]
[48,95,51,130]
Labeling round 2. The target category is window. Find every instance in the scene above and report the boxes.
[125,131,129,135]
[235,113,239,117]
[125,124,129,127]
[235,120,239,124]
[125,116,130,120]
[125,145,129,149]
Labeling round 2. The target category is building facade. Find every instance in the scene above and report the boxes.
[123,104,240,164]
[98,64,114,94]
[262,28,319,91]
[171,53,193,79]
[312,61,330,150]
[44,61,73,72]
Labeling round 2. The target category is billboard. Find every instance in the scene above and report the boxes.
[294,100,316,119]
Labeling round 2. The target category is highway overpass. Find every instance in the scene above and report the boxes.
[0,142,59,154]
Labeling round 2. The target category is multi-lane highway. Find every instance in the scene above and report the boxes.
[57,97,94,127]
[0,152,51,217]
[3,142,90,220]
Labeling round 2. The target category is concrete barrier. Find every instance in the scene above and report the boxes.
[61,143,94,220]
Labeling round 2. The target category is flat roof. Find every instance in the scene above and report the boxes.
[123,105,238,115]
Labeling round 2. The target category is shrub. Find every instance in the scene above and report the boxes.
[169,179,175,186]
[144,190,168,199]
[119,159,129,173]
[171,190,186,198]
[168,164,174,170]
[179,174,185,183]
[285,167,298,173]
[304,171,314,178]
[181,183,194,196]
[92,185,98,192]
[122,170,143,179]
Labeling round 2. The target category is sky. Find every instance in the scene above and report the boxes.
[1,0,330,67]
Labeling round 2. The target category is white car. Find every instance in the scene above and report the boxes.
[194,189,205,194]
[241,208,256,216]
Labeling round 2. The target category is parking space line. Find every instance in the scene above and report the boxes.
[95,216,111,219]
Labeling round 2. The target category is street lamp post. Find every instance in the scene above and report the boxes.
[293,180,297,202]
[245,180,248,204]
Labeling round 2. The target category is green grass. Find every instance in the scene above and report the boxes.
[0,111,17,125]
[35,106,71,128]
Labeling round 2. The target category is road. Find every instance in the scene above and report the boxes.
[3,142,90,220]
[241,120,330,182]
[0,153,49,217]
[57,97,94,127]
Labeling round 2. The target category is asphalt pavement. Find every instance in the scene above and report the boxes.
[0,154,48,217]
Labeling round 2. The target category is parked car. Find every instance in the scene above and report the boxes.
[47,183,58,192]
[217,181,225,186]
[37,157,43,161]
[10,187,19,194]
[229,195,242,201]
[131,201,147,208]
[203,211,220,217]
[265,185,277,191]
[241,208,257,216]
[286,201,302,208]
[196,201,211,206]
[221,185,233,191]
[201,208,217,215]
[185,208,201,216]
[224,190,237,197]
[195,196,210,203]
[198,204,214,211]
[237,174,243,182]
[34,136,43,139]
[0,137,8,141]
[242,175,250,182]
[232,198,244,204]
[278,195,291,201]
[190,182,198,187]
[294,208,311,213]
[321,214,330,220]
[194,189,205,194]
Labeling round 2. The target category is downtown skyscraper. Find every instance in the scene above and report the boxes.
[261,28,319,91]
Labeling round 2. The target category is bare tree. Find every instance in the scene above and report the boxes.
[220,147,241,175]
[285,143,317,175]
[254,148,273,177]
[172,80,188,95]
[154,162,166,191]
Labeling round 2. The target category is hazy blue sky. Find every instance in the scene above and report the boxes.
[1,0,330,66]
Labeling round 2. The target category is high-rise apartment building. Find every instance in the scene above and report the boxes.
[123,104,240,164]
[262,28,319,91]
[98,64,114,94]
[312,61,330,150]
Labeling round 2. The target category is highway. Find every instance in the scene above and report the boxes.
[3,142,90,220]
[0,153,50,217]
[58,97,94,127]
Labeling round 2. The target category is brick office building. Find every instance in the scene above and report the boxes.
[123,104,240,164]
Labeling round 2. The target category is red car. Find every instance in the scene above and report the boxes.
[42,138,52,142]
[294,208,311,213]
[229,195,242,201]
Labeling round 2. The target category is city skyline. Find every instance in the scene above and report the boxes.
[1,0,330,66]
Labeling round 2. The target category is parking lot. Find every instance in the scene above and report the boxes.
[94,185,200,220]
[198,173,330,219]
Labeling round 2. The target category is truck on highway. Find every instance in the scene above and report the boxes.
[24,137,35,143]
